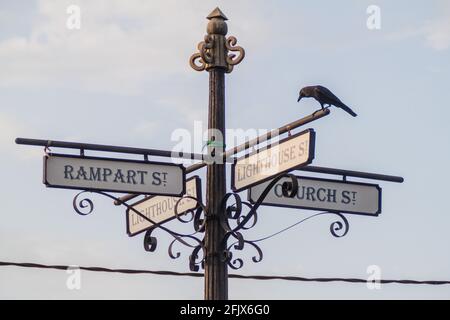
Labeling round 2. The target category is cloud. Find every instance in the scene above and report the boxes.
[131,120,161,137]
[424,17,450,51]
[0,0,275,96]
[0,0,205,95]
[0,112,41,160]
[386,3,450,52]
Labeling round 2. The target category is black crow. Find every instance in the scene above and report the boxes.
[298,85,357,117]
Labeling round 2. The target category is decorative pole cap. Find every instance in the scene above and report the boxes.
[207,7,228,35]
[206,7,228,20]
[190,8,245,73]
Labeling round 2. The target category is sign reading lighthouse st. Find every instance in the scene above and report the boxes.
[44,154,186,196]
[127,176,202,236]
[231,129,315,192]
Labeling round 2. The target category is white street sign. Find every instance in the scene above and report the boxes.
[248,175,381,216]
[231,129,315,192]
[44,154,185,196]
[126,176,202,236]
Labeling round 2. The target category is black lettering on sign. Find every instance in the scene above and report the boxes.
[64,165,74,179]
[306,187,315,201]
[103,168,112,182]
[76,166,88,180]
[152,172,162,186]
[61,165,156,186]
[137,171,147,184]
[162,172,168,186]
[296,186,306,200]
[328,189,337,203]
[317,188,327,202]
[341,191,351,204]
[127,170,137,185]
[274,184,283,197]
[90,167,101,181]
[351,191,357,205]
[113,169,125,183]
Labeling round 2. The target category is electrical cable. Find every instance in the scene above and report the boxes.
[1,261,449,285]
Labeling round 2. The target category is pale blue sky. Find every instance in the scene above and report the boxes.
[1,0,450,299]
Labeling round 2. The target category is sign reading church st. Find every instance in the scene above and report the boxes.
[43,154,186,196]
[231,129,315,192]
[127,176,202,236]
[248,175,382,216]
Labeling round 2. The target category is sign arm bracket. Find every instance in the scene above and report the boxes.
[72,189,208,271]
[219,173,353,270]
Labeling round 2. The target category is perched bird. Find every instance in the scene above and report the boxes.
[297,85,357,117]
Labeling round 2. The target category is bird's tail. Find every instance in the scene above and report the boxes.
[339,103,357,117]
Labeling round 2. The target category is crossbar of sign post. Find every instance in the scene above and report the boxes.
[127,176,202,236]
[248,175,382,216]
[43,154,186,196]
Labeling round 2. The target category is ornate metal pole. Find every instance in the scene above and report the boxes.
[190,7,244,300]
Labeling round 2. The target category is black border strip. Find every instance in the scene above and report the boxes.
[43,153,186,197]
[126,176,202,237]
[247,175,382,217]
[231,129,316,193]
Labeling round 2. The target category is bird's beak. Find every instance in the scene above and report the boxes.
[297,96,302,102]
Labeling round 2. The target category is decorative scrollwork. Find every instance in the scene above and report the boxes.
[174,196,207,233]
[189,242,205,272]
[70,171,351,273]
[200,35,214,64]
[190,30,244,73]
[219,173,353,270]
[143,226,158,252]
[189,35,215,72]
[73,191,94,215]
[167,235,205,272]
[71,190,207,272]
[225,240,263,270]
[225,36,245,73]
[329,213,349,238]
[189,52,205,72]
[220,173,299,270]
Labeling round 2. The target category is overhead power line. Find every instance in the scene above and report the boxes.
[1,261,449,286]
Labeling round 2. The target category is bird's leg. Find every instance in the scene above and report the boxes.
[320,103,325,110]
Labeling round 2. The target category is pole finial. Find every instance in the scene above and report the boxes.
[190,8,245,73]
[207,7,228,21]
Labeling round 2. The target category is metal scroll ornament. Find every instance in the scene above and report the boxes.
[72,171,350,272]
[189,9,245,73]
[220,173,299,270]
[189,35,214,72]
[224,36,245,73]
[189,35,245,73]
[72,190,207,272]
[219,173,350,270]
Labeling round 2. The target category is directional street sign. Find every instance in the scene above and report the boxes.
[127,176,202,236]
[231,129,315,192]
[248,175,382,216]
[44,154,186,196]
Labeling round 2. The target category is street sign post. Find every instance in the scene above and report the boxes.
[248,175,382,216]
[231,129,315,193]
[44,154,186,196]
[14,7,405,301]
[126,176,202,236]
